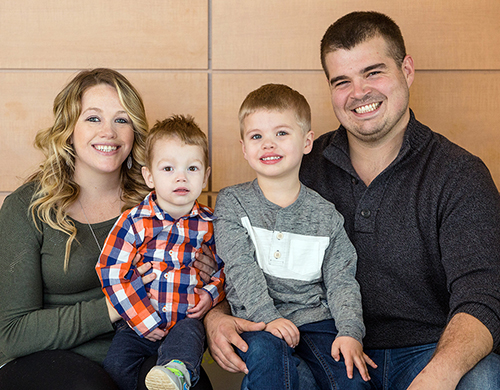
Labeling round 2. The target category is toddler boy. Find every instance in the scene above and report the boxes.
[96,115,224,390]
[214,84,376,389]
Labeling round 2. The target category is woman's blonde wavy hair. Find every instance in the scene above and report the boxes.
[27,68,150,271]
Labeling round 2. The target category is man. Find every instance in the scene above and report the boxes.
[202,11,500,389]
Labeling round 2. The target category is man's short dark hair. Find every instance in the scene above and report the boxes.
[320,11,407,79]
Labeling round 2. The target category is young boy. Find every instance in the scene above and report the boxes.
[214,84,376,390]
[96,115,225,390]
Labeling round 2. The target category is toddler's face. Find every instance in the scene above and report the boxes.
[142,137,210,219]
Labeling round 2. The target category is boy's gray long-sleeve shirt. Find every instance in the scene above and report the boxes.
[214,180,365,343]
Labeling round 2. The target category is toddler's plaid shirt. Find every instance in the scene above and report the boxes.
[96,191,225,337]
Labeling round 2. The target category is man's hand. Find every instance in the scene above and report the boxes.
[194,244,218,283]
[331,336,377,381]
[407,313,493,390]
[187,288,212,319]
[265,318,300,348]
[205,301,265,373]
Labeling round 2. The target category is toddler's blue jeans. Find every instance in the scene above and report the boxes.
[104,317,205,390]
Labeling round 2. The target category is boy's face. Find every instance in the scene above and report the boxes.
[141,136,210,219]
[241,109,313,182]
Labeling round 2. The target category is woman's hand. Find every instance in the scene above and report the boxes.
[132,253,156,285]
[194,244,218,283]
[106,297,122,323]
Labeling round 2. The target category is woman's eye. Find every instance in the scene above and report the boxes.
[116,118,130,124]
[86,116,100,122]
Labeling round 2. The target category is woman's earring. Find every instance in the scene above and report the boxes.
[127,155,133,170]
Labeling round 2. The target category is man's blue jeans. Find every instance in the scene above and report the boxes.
[104,317,205,390]
[281,343,500,390]
[365,343,500,390]
[238,319,369,390]
[241,333,500,390]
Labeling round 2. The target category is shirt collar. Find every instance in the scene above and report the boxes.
[136,191,215,222]
[323,109,432,173]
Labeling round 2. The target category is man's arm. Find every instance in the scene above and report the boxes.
[204,299,265,374]
[407,312,493,390]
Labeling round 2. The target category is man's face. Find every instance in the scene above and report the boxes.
[324,36,414,144]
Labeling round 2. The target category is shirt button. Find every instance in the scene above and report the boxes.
[361,209,371,218]
[176,222,181,228]
[274,251,281,259]
[276,232,284,240]
[162,307,167,312]
[169,250,174,256]
[351,177,359,185]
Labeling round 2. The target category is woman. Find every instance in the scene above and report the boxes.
[0,68,213,390]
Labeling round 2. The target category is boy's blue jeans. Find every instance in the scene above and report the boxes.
[247,343,500,390]
[104,317,205,390]
[240,319,500,390]
[238,319,370,390]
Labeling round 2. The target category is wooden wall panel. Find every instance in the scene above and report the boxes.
[212,72,338,191]
[0,71,208,192]
[0,1,208,69]
[212,71,500,190]
[0,72,70,191]
[410,71,500,188]
[212,0,500,70]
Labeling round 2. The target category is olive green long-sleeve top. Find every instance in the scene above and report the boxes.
[0,182,116,367]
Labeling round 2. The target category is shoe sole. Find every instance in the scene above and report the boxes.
[145,367,180,390]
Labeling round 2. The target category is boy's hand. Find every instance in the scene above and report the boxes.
[187,288,212,319]
[265,318,300,348]
[145,327,168,342]
[331,336,377,381]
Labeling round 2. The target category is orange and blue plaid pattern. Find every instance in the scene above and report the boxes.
[96,192,225,337]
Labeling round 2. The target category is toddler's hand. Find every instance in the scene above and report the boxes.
[331,336,377,381]
[145,327,168,342]
[187,288,212,319]
[265,318,300,348]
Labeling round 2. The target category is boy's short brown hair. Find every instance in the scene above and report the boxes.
[238,84,311,138]
[144,114,209,169]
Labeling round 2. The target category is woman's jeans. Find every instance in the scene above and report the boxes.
[104,317,205,390]
[238,319,370,390]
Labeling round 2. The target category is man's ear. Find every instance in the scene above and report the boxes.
[401,55,415,88]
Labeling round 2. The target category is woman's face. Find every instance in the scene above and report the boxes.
[71,83,135,182]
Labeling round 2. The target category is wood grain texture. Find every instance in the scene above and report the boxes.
[212,0,500,70]
[0,71,207,191]
[0,1,208,69]
[212,71,500,190]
